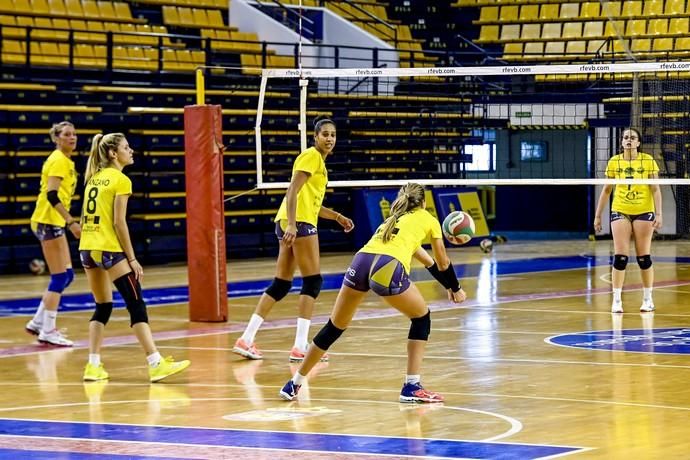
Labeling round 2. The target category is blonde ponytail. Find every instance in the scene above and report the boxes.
[380,183,425,243]
[84,132,126,184]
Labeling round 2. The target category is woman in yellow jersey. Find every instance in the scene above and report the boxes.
[280,183,466,403]
[79,133,190,383]
[26,121,81,347]
[233,116,354,362]
[594,128,662,313]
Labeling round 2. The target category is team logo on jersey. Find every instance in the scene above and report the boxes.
[548,328,690,354]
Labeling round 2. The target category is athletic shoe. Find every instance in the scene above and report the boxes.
[399,382,444,403]
[25,320,41,336]
[640,299,655,312]
[611,300,624,314]
[232,338,263,360]
[288,347,329,363]
[149,356,191,383]
[38,329,73,347]
[83,363,109,381]
[279,379,301,401]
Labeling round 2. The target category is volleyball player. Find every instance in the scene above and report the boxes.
[79,133,190,382]
[280,183,466,403]
[594,128,662,313]
[233,116,354,362]
[26,121,81,347]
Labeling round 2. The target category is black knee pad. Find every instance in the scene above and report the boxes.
[312,319,345,351]
[91,302,113,325]
[114,273,149,326]
[637,255,652,270]
[300,274,323,299]
[613,254,629,271]
[265,277,292,301]
[409,310,431,341]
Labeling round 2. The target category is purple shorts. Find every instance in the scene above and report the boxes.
[80,250,127,270]
[275,221,318,239]
[611,211,655,223]
[31,222,65,241]
[343,252,410,297]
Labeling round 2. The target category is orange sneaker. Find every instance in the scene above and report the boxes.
[289,347,329,363]
[232,338,263,360]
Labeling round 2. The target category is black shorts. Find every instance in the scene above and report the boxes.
[275,220,318,239]
[31,222,65,241]
[610,211,655,223]
[342,252,410,297]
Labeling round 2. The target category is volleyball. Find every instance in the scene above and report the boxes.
[480,238,494,253]
[442,211,475,245]
[29,258,46,275]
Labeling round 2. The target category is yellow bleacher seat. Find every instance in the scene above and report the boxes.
[621,1,642,18]
[65,0,84,16]
[562,23,582,40]
[114,2,132,18]
[135,24,158,46]
[542,23,561,40]
[48,0,67,15]
[178,7,194,25]
[500,24,519,41]
[13,0,31,13]
[479,6,498,22]
[207,9,224,27]
[16,16,34,27]
[520,24,540,40]
[103,21,120,32]
[587,39,607,54]
[503,42,522,59]
[33,0,50,14]
[524,42,544,57]
[580,2,600,18]
[665,0,686,15]
[631,39,651,55]
[82,0,100,18]
[612,39,630,56]
[162,6,179,25]
[669,18,689,35]
[648,19,668,36]
[499,5,518,22]
[625,19,646,36]
[604,21,625,37]
[33,17,56,40]
[602,1,622,17]
[74,43,96,67]
[240,53,258,68]
[539,4,559,20]
[0,15,15,25]
[192,8,209,26]
[642,0,664,17]
[1,40,26,64]
[653,38,673,54]
[267,54,294,68]
[519,5,538,21]
[675,37,690,50]
[544,42,565,57]
[479,25,498,42]
[560,3,579,19]
[565,41,586,57]
[53,18,69,30]
[97,1,117,19]
[583,21,603,38]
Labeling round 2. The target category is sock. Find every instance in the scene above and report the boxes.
[293,317,311,351]
[147,352,162,367]
[88,354,101,366]
[643,287,653,302]
[32,301,45,324]
[293,372,306,386]
[43,310,57,332]
[241,314,264,344]
[406,374,421,385]
[612,288,622,303]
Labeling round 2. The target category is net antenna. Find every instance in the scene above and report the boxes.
[298,0,308,153]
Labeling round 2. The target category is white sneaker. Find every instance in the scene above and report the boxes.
[640,299,655,312]
[25,320,41,336]
[611,300,624,314]
[38,329,74,347]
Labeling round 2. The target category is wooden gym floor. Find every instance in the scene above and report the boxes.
[0,239,689,459]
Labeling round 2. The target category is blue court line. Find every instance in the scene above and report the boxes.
[0,419,583,459]
[0,449,180,460]
[2,255,689,316]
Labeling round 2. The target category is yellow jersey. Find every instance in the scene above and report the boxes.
[30,149,77,226]
[79,167,132,252]
[275,147,328,226]
[360,208,442,273]
[605,152,660,214]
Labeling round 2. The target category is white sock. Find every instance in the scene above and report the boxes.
[294,318,311,351]
[293,372,306,386]
[43,310,57,332]
[32,301,45,324]
[612,288,622,303]
[241,314,264,344]
[406,374,421,385]
[643,287,653,302]
[147,352,162,367]
[88,354,101,366]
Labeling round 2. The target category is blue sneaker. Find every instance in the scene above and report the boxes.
[279,380,301,401]
[399,382,444,403]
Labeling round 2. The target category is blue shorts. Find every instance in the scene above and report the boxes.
[275,220,318,240]
[343,252,410,297]
[31,222,65,241]
[611,211,655,223]
[80,250,127,270]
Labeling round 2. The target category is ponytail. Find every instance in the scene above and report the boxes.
[84,132,126,184]
[380,183,425,243]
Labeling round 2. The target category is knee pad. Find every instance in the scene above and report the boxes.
[408,310,431,341]
[114,273,149,326]
[637,255,652,270]
[47,272,69,293]
[300,274,323,299]
[64,268,75,289]
[91,302,113,325]
[613,254,629,271]
[313,319,345,351]
[265,277,292,301]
